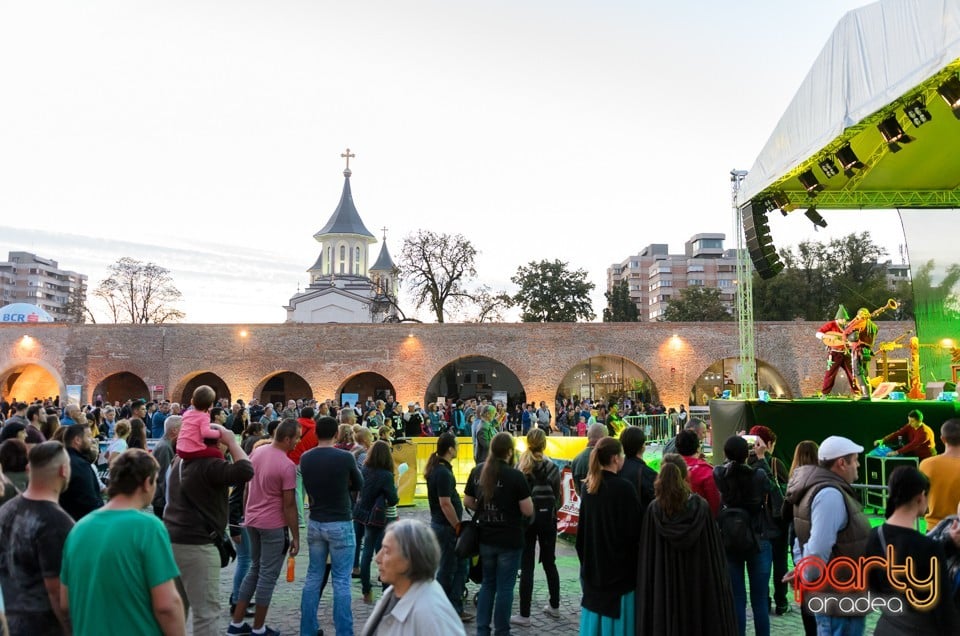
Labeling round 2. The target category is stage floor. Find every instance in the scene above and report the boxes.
[709,398,960,470]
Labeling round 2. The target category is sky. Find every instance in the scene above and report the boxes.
[0,0,907,323]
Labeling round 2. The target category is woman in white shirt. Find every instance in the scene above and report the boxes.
[361,519,465,636]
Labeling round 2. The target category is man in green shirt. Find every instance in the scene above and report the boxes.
[61,449,185,636]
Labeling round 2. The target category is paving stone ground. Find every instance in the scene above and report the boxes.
[202,501,878,636]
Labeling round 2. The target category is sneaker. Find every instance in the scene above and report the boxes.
[226,624,252,635]
[775,604,791,616]
[543,604,561,618]
[510,615,531,627]
[459,611,475,623]
[252,627,280,636]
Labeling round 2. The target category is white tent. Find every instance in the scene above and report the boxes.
[741,0,960,208]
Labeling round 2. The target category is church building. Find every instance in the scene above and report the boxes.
[285,150,399,323]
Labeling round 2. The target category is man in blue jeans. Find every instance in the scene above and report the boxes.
[425,433,473,622]
[299,416,363,636]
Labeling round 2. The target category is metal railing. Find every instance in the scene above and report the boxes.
[624,414,671,443]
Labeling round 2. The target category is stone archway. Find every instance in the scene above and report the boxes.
[425,355,525,411]
[338,372,395,409]
[556,355,658,405]
[178,371,232,406]
[253,371,313,407]
[689,357,794,406]
[0,360,64,403]
[93,372,150,405]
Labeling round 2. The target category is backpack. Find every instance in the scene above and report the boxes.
[529,460,559,516]
[717,506,760,557]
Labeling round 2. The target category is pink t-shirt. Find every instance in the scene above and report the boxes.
[176,408,219,455]
[245,445,297,529]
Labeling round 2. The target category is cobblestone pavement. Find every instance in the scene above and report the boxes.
[204,501,878,635]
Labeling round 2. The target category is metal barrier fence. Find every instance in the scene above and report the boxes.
[624,414,671,443]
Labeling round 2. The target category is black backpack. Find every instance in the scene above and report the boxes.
[713,463,761,557]
[529,461,559,516]
[716,506,760,557]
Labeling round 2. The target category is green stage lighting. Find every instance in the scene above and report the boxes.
[818,157,839,179]
[835,144,863,175]
[804,207,827,229]
[937,76,960,118]
[877,116,913,152]
[904,100,932,127]
[798,170,823,195]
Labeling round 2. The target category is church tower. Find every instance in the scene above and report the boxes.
[307,149,377,281]
[369,231,397,299]
[285,149,396,323]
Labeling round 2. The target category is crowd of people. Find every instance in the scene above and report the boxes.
[2,391,960,636]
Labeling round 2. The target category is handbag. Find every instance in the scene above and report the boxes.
[177,459,237,568]
[455,512,480,559]
[355,494,387,528]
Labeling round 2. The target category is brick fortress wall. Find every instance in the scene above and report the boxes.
[0,321,915,408]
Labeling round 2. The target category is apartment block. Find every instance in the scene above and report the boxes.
[0,252,87,322]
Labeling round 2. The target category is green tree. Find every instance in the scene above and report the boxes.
[603,280,639,322]
[510,259,595,322]
[93,257,185,323]
[752,231,903,321]
[660,286,733,321]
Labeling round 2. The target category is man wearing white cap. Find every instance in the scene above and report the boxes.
[784,436,871,635]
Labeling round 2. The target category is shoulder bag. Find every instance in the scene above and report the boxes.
[455,510,480,559]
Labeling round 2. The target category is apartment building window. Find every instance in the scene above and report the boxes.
[718,279,733,288]
[687,265,705,273]
[687,279,704,286]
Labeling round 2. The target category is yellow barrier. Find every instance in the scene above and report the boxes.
[400,436,590,502]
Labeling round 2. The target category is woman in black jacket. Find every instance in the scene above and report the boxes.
[576,436,641,634]
[714,435,776,636]
[512,428,562,626]
[353,440,399,604]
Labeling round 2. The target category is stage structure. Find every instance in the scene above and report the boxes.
[739,0,960,388]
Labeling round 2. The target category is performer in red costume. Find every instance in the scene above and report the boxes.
[815,305,859,395]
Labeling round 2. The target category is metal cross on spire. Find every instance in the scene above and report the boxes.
[380,226,388,241]
[341,148,355,171]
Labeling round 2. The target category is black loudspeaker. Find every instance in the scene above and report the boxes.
[925,381,957,400]
[742,201,784,280]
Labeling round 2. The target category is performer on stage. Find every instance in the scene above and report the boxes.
[815,305,859,395]
[849,307,878,400]
[873,409,936,459]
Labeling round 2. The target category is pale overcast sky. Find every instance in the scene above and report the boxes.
[0,0,905,323]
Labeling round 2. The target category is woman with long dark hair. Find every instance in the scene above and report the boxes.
[464,432,533,636]
[127,418,147,450]
[576,436,641,635]
[512,427,561,626]
[713,435,776,636]
[353,440,399,604]
[637,460,737,635]
[865,466,957,633]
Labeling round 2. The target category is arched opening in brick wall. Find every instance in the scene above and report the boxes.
[253,371,313,407]
[424,356,526,412]
[689,357,793,406]
[92,372,150,404]
[177,372,232,406]
[0,362,63,403]
[338,372,395,409]
[556,355,658,405]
